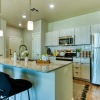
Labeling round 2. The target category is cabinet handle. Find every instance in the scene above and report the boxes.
[81,63,84,64]
[75,67,78,69]
[76,72,78,74]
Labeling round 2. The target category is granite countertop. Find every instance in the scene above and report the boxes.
[0,58,72,73]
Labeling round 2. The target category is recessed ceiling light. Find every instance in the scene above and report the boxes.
[22,15,26,19]
[50,4,54,8]
[19,23,22,26]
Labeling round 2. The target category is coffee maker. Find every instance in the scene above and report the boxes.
[47,48,52,55]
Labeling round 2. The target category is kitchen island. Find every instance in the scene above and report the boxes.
[0,58,73,100]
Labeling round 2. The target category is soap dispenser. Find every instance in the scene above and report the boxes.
[13,51,17,61]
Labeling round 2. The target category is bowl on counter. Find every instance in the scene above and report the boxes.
[60,51,65,56]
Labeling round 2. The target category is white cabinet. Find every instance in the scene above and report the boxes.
[81,58,90,80]
[91,24,100,34]
[73,57,81,78]
[59,28,74,37]
[73,57,90,81]
[55,64,73,100]
[32,33,41,59]
[75,26,90,45]
[45,31,59,46]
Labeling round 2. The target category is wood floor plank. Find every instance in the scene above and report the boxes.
[73,79,100,100]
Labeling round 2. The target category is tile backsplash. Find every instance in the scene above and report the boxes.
[47,45,91,53]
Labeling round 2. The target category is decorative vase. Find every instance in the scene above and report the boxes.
[77,52,80,57]
[25,57,28,62]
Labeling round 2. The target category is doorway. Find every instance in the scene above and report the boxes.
[9,36,23,57]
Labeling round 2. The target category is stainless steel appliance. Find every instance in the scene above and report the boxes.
[56,51,76,61]
[91,33,100,85]
[59,36,74,46]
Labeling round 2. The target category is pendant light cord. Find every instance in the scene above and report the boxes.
[29,0,31,21]
[0,0,1,29]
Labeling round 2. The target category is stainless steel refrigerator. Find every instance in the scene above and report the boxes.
[92,33,100,85]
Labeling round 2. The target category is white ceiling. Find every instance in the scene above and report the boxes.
[1,0,100,28]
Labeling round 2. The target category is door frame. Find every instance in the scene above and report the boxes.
[8,36,23,57]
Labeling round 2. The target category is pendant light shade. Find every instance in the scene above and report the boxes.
[0,0,3,36]
[0,30,3,36]
[27,0,33,30]
[27,20,33,30]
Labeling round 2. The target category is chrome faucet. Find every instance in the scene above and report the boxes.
[19,44,27,60]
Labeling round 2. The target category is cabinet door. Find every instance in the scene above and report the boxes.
[45,32,51,46]
[75,26,90,45]
[45,31,59,46]
[81,58,90,81]
[55,64,73,100]
[52,31,59,46]
[85,64,90,80]
[91,24,100,34]
[59,28,74,37]
[81,63,90,80]
[32,33,41,59]
[81,63,86,79]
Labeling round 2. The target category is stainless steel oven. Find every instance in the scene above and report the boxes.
[56,51,76,61]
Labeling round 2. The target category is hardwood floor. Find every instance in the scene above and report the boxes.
[74,79,100,100]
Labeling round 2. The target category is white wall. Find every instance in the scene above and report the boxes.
[23,20,48,59]
[48,11,100,31]
[23,29,32,58]
[0,19,6,57]
[48,11,100,52]
[22,20,42,59]
[6,26,23,57]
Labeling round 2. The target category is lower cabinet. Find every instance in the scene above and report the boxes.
[73,62,81,78]
[73,57,90,81]
[81,63,90,80]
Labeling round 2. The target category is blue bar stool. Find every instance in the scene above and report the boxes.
[0,72,32,100]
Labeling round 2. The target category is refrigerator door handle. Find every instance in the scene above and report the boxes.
[90,35,92,45]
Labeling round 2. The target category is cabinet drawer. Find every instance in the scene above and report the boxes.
[74,72,81,78]
[74,67,81,72]
[73,57,81,62]
[81,58,90,63]
[73,62,81,67]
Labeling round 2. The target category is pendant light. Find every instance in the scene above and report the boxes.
[27,0,33,30]
[0,0,3,36]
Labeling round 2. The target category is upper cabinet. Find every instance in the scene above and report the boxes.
[45,31,59,46]
[59,28,74,37]
[75,26,90,45]
[91,24,100,34]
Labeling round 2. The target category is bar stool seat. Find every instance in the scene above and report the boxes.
[0,72,32,100]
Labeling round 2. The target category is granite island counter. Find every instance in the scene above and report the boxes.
[0,58,73,100]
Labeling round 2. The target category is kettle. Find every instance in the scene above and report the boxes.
[47,48,51,55]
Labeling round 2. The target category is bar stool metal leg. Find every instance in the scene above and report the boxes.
[27,89,30,100]
[14,95,16,100]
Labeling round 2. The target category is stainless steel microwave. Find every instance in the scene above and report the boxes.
[59,36,74,46]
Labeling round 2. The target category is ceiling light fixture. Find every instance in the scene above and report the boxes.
[50,4,54,8]
[22,15,26,19]
[0,0,3,36]
[27,0,33,30]
[19,23,22,26]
